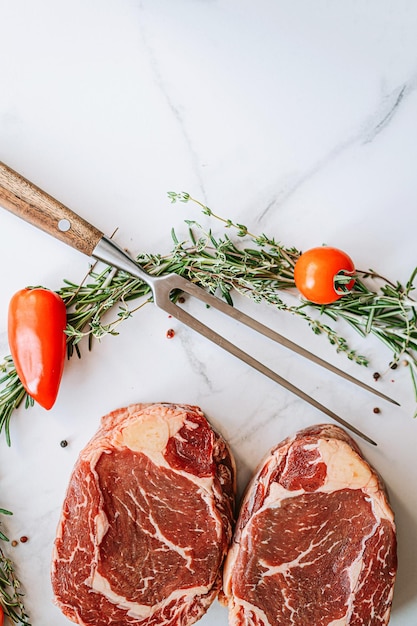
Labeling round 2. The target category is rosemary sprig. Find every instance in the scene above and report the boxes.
[0,193,416,445]
[317,271,417,399]
[0,509,31,625]
[0,358,34,447]
[168,192,417,398]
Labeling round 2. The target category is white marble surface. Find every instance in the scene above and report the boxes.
[1,1,417,624]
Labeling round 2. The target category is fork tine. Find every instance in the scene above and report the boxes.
[172,277,398,407]
[159,294,377,445]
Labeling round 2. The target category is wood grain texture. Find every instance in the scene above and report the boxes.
[0,162,103,257]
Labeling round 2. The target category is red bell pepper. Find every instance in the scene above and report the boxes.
[8,288,67,410]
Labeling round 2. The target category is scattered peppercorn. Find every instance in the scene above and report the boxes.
[373,407,381,414]
[166,329,175,339]
[178,296,185,304]
[19,536,28,543]
[389,362,398,370]
[11,540,18,547]
[60,439,68,448]
[373,372,380,381]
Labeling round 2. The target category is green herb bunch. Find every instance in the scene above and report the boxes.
[0,509,31,625]
[0,193,416,445]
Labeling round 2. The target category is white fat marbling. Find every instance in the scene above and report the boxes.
[0,2,416,624]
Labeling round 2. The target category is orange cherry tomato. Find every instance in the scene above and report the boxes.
[294,246,355,304]
[8,288,67,410]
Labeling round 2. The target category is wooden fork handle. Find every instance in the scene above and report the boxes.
[0,161,103,256]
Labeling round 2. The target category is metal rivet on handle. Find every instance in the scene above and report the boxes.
[58,218,71,232]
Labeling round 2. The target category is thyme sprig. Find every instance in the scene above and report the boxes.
[0,509,31,625]
[0,193,416,445]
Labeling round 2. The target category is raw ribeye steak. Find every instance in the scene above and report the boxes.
[223,424,397,626]
[51,403,236,625]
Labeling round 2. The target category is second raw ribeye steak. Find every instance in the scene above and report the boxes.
[223,424,397,626]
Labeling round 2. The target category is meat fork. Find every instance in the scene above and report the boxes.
[0,162,399,445]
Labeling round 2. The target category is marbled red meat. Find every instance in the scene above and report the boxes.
[51,403,235,625]
[223,424,397,626]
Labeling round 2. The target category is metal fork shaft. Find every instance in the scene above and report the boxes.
[94,236,397,407]
[93,237,380,445]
